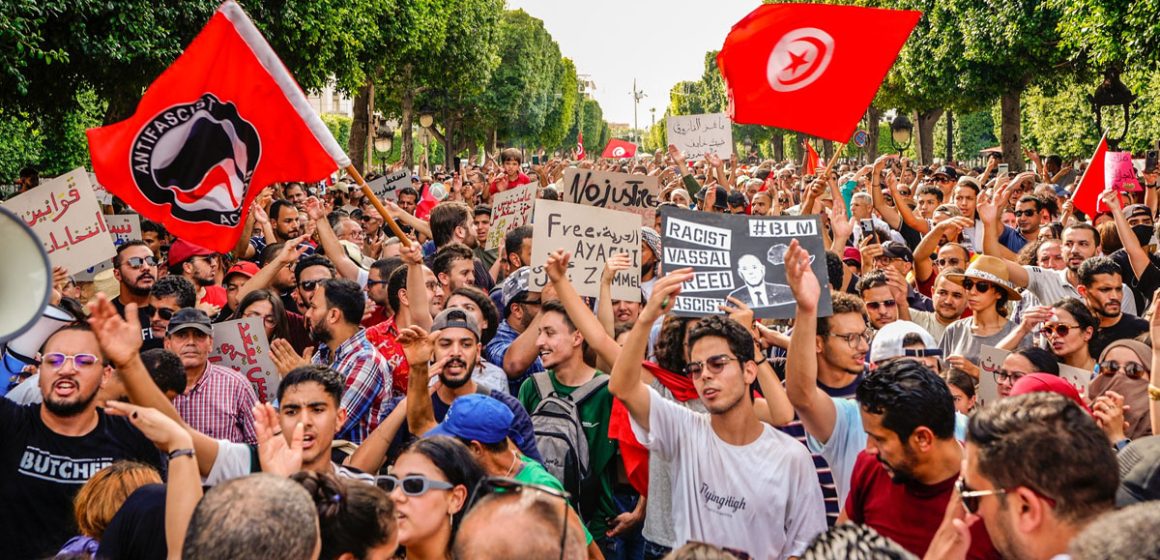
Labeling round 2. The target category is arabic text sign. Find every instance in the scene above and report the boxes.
[562,168,659,226]
[977,345,1008,408]
[530,199,642,300]
[367,169,412,201]
[209,317,281,403]
[486,183,536,250]
[666,113,734,160]
[1105,151,1142,192]
[1,168,116,274]
[73,215,142,281]
[659,206,831,319]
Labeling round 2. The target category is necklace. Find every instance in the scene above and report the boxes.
[503,450,520,478]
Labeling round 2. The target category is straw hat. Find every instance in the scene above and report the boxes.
[943,255,1021,300]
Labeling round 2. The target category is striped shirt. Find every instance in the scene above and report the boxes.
[314,329,395,444]
[174,363,259,444]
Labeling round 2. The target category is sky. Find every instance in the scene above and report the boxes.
[506,0,759,128]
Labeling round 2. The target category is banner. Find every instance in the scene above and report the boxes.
[209,317,280,403]
[485,182,536,250]
[562,168,659,226]
[1,168,116,275]
[1105,151,1142,192]
[658,206,830,319]
[367,169,411,201]
[666,113,734,160]
[530,199,642,300]
[106,214,142,247]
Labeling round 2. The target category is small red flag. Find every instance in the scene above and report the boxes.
[804,141,820,175]
[718,3,921,143]
[602,139,638,159]
[86,1,349,253]
[576,131,586,161]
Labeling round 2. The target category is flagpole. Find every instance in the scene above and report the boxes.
[821,143,846,179]
[345,164,413,248]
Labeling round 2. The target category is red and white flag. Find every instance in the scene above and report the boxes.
[718,3,920,143]
[86,1,349,252]
[576,131,586,161]
[602,139,638,159]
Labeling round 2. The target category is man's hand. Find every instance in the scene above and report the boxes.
[270,339,313,375]
[105,401,193,453]
[252,202,270,226]
[922,482,975,560]
[601,252,632,286]
[785,240,819,313]
[605,507,644,538]
[883,267,909,303]
[87,295,144,368]
[1099,189,1123,213]
[400,242,424,266]
[545,250,571,283]
[279,234,312,265]
[718,296,756,339]
[396,326,435,366]
[252,402,303,477]
[639,267,694,325]
[303,196,326,221]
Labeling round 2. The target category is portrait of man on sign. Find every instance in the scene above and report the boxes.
[728,254,792,308]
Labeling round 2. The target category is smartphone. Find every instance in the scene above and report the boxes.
[532,155,540,165]
[1146,151,1158,173]
[860,219,877,243]
[997,163,1009,176]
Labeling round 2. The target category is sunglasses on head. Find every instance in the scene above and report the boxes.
[375,475,454,497]
[473,478,572,560]
[1099,360,1149,379]
[961,279,993,293]
[1041,323,1078,338]
[866,299,897,311]
[40,353,100,370]
[683,354,739,379]
[124,256,158,269]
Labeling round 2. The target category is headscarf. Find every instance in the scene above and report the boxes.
[1090,339,1153,440]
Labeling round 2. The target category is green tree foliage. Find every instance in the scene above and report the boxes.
[1052,0,1160,71]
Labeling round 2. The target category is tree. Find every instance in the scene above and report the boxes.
[1052,0,1160,73]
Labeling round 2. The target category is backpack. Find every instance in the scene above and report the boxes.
[529,372,609,498]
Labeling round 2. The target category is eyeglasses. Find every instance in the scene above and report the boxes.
[1099,360,1149,380]
[683,354,739,379]
[144,307,175,320]
[865,299,897,311]
[473,477,572,560]
[425,281,441,291]
[124,256,157,269]
[993,369,1030,385]
[936,257,964,268]
[961,279,993,293]
[40,353,101,370]
[375,475,454,497]
[243,312,278,327]
[957,478,1006,514]
[828,331,872,349]
[299,279,323,292]
[1041,323,1079,338]
[1013,209,1038,218]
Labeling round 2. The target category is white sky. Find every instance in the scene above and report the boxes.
[506,0,759,128]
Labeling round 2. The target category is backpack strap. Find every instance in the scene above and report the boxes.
[474,383,492,397]
[570,375,610,405]
[532,372,555,400]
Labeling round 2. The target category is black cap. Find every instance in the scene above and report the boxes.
[932,165,958,180]
[727,191,749,208]
[881,241,914,262]
[1117,436,1160,507]
[166,308,213,336]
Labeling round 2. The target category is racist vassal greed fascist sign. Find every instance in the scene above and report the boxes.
[530,199,642,300]
[659,206,831,319]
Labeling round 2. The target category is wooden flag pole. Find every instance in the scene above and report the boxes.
[345,164,412,248]
[821,143,846,179]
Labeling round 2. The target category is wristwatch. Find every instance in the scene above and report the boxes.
[168,448,195,461]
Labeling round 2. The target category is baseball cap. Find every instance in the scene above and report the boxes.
[332,181,351,194]
[932,165,958,180]
[167,239,216,267]
[225,261,260,281]
[1117,436,1160,507]
[426,393,513,444]
[501,267,534,310]
[1008,374,1091,413]
[432,308,481,340]
[843,247,862,267]
[166,308,213,336]
[881,241,914,263]
[726,191,749,208]
[1124,204,1152,221]
[869,320,940,364]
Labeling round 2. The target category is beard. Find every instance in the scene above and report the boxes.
[438,356,476,389]
[879,447,920,485]
[44,386,100,417]
[310,322,332,345]
[126,277,154,297]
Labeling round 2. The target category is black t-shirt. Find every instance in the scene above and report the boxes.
[1091,314,1150,359]
[1110,249,1160,313]
[0,401,163,559]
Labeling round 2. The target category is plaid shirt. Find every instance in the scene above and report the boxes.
[174,363,259,444]
[314,329,394,444]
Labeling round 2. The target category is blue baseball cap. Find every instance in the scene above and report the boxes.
[426,394,513,444]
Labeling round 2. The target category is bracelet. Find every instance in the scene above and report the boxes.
[754,357,768,367]
[1148,384,1160,402]
[168,448,195,461]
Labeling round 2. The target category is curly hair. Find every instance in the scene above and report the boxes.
[856,359,955,440]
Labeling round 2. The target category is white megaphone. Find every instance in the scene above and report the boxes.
[0,206,52,345]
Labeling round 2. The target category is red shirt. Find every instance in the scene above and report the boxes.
[846,451,1000,560]
[488,172,532,196]
[199,285,228,309]
[364,316,410,396]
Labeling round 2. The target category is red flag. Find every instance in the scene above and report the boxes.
[576,131,586,161]
[86,1,348,253]
[1071,135,1110,218]
[718,3,921,142]
[804,141,820,175]
[602,139,638,159]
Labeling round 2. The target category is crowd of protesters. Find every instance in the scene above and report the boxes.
[3,143,1160,560]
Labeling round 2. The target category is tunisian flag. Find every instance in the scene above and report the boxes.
[576,131,586,161]
[803,140,820,175]
[86,1,349,253]
[602,139,638,159]
[718,3,921,143]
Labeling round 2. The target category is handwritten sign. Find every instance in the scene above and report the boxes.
[105,215,141,247]
[1,168,116,275]
[1058,363,1094,397]
[659,206,831,319]
[1105,151,1142,192]
[367,169,411,201]
[209,317,280,403]
[486,183,536,250]
[666,113,734,160]
[977,345,1008,408]
[530,199,642,300]
[88,173,114,205]
[562,168,659,226]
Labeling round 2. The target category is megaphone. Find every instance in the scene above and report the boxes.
[0,206,52,344]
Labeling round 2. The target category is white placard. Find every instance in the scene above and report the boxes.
[486,183,536,250]
[530,199,641,300]
[666,112,734,160]
[367,169,411,201]
[1,168,116,275]
[209,317,281,403]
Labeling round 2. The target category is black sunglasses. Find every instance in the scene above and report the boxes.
[144,306,175,320]
[957,478,1005,515]
[124,256,158,268]
[299,279,323,292]
[1013,209,1038,218]
[1099,360,1149,380]
[473,477,571,560]
[961,279,992,293]
[866,299,897,311]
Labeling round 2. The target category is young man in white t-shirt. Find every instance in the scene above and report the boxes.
[611,270,826,560]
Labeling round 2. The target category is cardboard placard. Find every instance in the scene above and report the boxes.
[367,169,412,201]
[1,168,116,275]
[530,199,642,300]
[659,206,831,319]
[666,112,734,160]
[561,168,659,226]
[977,345,1009,408]
[1105,151,1142,192]
[486,183,536,250]
[1058,363,1094,397]
[208,317,281,403]
[73,215,143,281]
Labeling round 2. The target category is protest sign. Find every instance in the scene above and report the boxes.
[88,173,115,205]
[977,345,1009,408]
[1,168,116,275]
[1105,151,1142,192]
[666,113,734,160]
[562,168,659,226]
[486,182,536,250]
[658,206,831,319]
[1058,363,1094,397]
[530,199,641,300]
[73,215,143,281]
[366,169,412,201]
[209,317,280,403]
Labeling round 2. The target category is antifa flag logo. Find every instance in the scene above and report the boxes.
[130,93,261,225]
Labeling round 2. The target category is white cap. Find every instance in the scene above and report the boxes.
[869,320,940,364]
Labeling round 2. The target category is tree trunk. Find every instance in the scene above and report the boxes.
[944,110,955,164]
[792,132,805,163]
[103,92,138,126]
[865,106,881,162]
[822,139,834,161]
[913,108,944,166]
[1000,90,1023,171]
[771,132,785,162]
[401,87,415,170]
[347,84,372,175]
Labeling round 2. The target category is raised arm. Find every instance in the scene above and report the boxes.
[346,400,407,474]
[304,196,361,282]
[1101,189,1153,281]
[399,243,432,331]
[720,297,795,426]
[783,240,839,443]
[978,182,1029,288]
[888,170,930,234]
[545,250,621,367]
[869,157,903,229]
[913,218,970,284]
[597,253,632,337]
[238,235,311,303]
[385,200,433,240]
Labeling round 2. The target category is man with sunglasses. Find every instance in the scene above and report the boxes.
[1013,195,1048,244]
[929,393,1117,560]
[143,275,196,349]
[111,240,157,318]
[167,239,227,313]
[857,271,901,331]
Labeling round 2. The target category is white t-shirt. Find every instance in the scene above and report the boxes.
[629,386,826,560]
[204,439,374,486]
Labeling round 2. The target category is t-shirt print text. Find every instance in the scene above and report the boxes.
[700,483,747,514]
[19,446,114,484]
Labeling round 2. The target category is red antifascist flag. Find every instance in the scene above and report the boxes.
[804,141,820,175]
[86,1,349,253]
[602,139,638,159]
[718,3,921,143]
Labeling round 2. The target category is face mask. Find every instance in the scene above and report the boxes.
[1132,224,1154,247]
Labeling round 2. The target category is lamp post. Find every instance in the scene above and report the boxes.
[631,78,646,145]
[373,114,393,173]
[743,136,754,162]
[418,113,434,129]
[1090,66,1137,149]
[890,114,913,156]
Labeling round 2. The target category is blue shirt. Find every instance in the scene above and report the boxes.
[485,320,544,395]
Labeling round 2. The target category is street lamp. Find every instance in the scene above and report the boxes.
[743,136,754,161]
[373,115,393,153]
[1090,66,1137,147]
[418,113,434,128]
[890,114,913,155]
